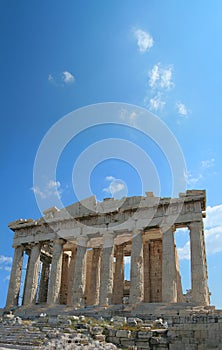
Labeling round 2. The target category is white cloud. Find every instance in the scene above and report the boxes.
[149,64,160,89]
[48,71,75,85]
[176,102,189,116]
[177,204,222,260]
[4,275,10,282]
[177,241,190,260]
[119,109,138,126]
[0,255,12,273]
[124,256,131,265]
[48,74,54,82]
[185,171,203,186]
[201,158,215,170]
[103,176,127,199]
[149,63,174,90]
[0,256,12,264]
[62,71,75,84]
[134,29,154,52]
[105,176,116,181]
[185,158,215,187]
[149,92,166,111]
[204,204,222,228]
[31,180,62,199]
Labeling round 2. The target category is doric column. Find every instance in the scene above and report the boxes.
[99,232,114,306]
[189,221,209,305]
[129,230,144,304]
[113,244,124,304]
[85,249,93,306]
[23,243,41,305]
[67,246,77,305]
[143,241,150,303]
[47,239,65,305]
[60,253,70,304]
[6,245,24,308]
[88,248,101,306]
[162,226,177,303]
[72,236,88,307]
[38,256,50,303]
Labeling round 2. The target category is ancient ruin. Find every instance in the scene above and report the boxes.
[5,189,210,311]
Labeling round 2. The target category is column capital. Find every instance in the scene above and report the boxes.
[160,225,176,234]
[132,229,142,238]
[103,232,114,248]
[77,235,88,247]
[28,242,42,249]
[53,238,66,245]
[12,243,25,249]
[188,221,203,230]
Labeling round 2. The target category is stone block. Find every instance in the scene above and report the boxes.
[136,340,151,349]
[90,326,104,335]
[169,344,186,350]
[120,339,136,347]
[112,316,127,325]
[94,334,106,342]
[116,329,131,338]
[108,329,117,337]
[138,331,152,339]
[205,339,220,348]
[127,317,138,325]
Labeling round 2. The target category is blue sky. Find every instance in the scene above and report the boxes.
[1,1,222,308]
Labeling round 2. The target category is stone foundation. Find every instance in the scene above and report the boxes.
[1,310,222,350]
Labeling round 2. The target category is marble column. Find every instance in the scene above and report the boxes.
[72,236,88,307]
[85,249,93,306]
[38,257,50,303]
[23,243,41,305]
[47,239,65,305]
[143,241,150,303]
[60,253,70,304]
[67,246,77,306]
[6,245,24,308]
[129,230,144,304]
[189,221,209,305]
[88,248,101,306]
[99,233,114,306]
[162,226,177,303]
[113,244,124,304]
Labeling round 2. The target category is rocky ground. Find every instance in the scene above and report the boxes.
[0,312,168,350]
[1,309,222,349]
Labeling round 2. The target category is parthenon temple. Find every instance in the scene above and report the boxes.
[5,190,210,310]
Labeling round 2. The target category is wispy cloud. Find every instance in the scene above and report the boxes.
[176,101,189,116]
[149,63,174,90]
[177,241,190,260]
[148,92,166,112]
[119,109,138,126]
[0,255,12,273]
[103,176,127,199]
[105,176,115,182]
[177,204,222,260]
[48,74,54,82]
[31,180,62,199]
[185,171,203,186]
[134,29,154,52]
[201,158,215,170]
[185,158,216,187]
[48,70,75,86]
